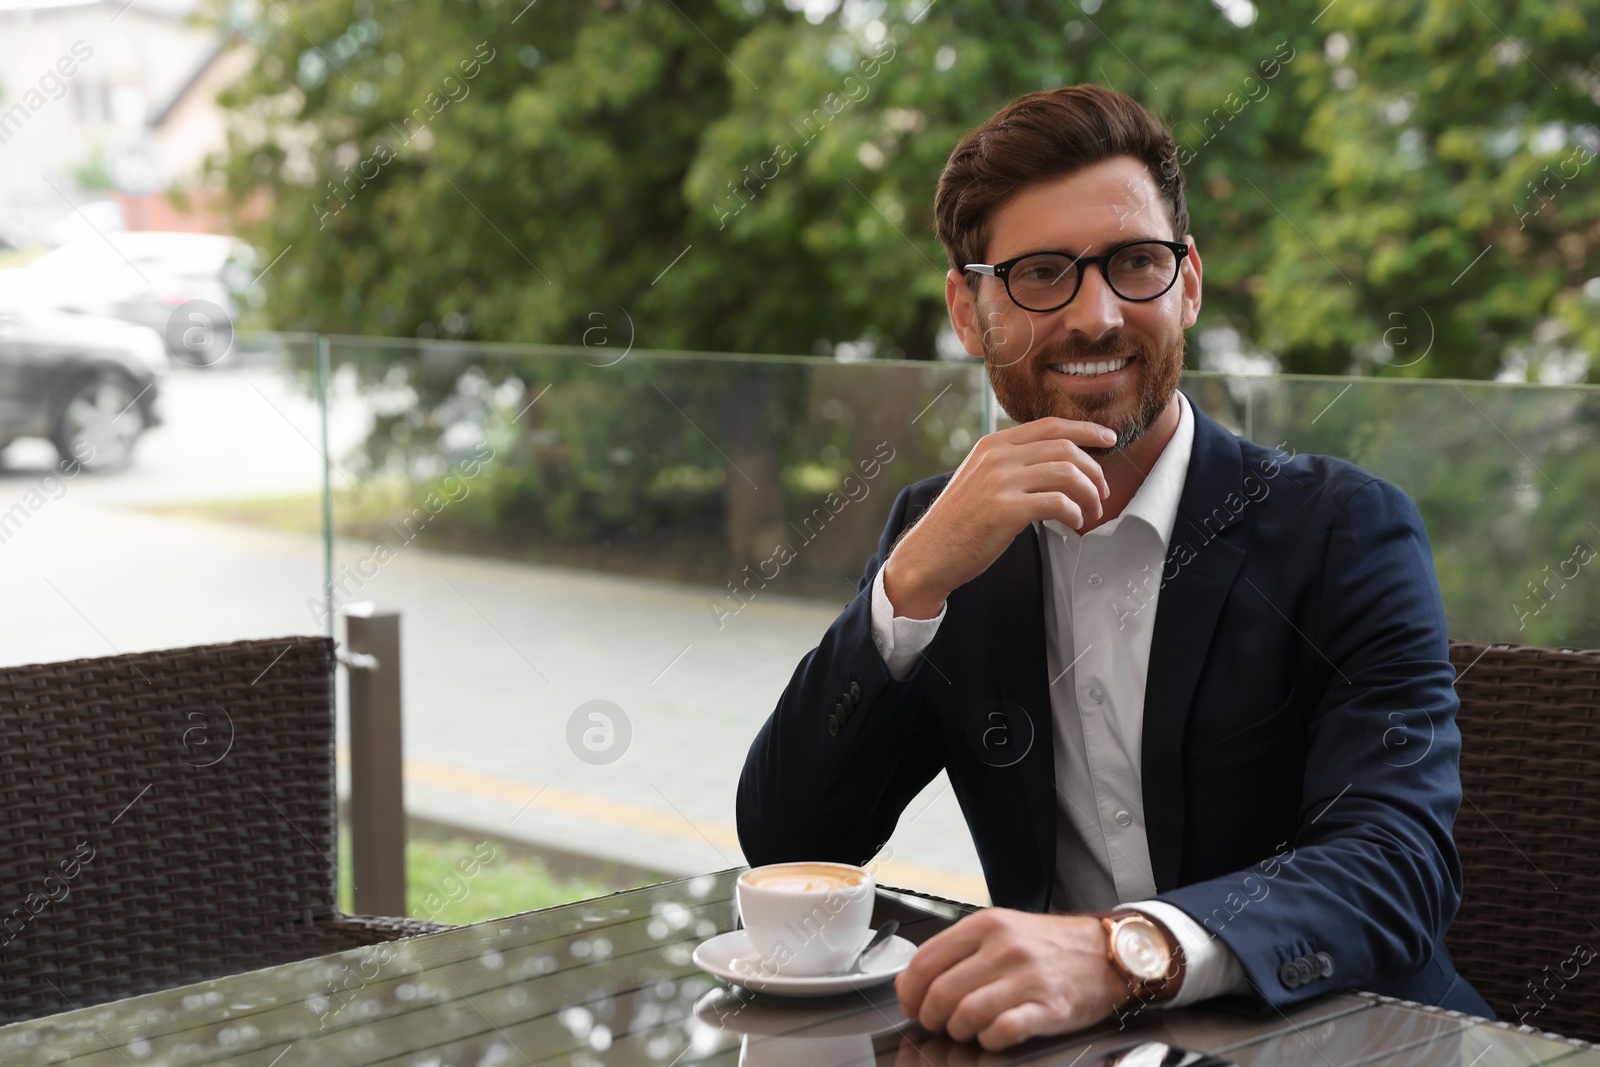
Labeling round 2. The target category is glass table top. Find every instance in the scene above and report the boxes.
[1,869,1593,1066]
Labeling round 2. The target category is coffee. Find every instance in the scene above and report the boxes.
[740,863,867,892]
[736,861,876,977]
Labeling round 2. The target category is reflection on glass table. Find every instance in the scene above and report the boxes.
[0,869,1591,1066]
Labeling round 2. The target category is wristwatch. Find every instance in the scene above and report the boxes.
[1093,910,1185,1003]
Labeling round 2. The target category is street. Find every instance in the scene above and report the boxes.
[0,362,989,903]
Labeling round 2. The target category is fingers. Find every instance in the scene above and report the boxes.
[1008,436,1111,502]
[916,950,1009,1036]
[896,912,1120,1052]
[931,968,1025,1043]
[1021,492,1086,533]
[970,436,1110,532]
[896,910,1001,1018]
[978,1002,1060,1052]
[886,414,1116,601]
[933,975,1087,1050]
[1005,416,1119,453]
[1007,464,1108,528]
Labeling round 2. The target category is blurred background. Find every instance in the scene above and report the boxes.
[2,0,1597,921]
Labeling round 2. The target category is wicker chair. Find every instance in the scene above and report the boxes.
[1446,640,1600,1043]
[0,635,445,1025]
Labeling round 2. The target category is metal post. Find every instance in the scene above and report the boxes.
[316,334,334,640]
[345,608,407,917]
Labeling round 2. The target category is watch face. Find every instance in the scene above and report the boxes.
[1113,920,1170,982]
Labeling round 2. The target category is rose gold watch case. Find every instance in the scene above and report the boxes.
[1101,912,1173,993]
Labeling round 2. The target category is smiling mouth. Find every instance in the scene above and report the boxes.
[1047,356,1134,378]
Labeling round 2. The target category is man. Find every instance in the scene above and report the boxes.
[736,84,1492,1050]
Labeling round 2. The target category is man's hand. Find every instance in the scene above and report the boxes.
[882,419,1116,619]
[894,909,1131,1050]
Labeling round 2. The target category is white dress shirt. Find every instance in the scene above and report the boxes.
[869,392,1247,1006]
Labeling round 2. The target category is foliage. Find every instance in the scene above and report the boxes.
[208,0,1600,605]
[212,0,1600,377]
[1187,372,1600,648]
[1259,0,1600,378]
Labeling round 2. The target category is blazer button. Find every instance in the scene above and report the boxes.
[828,716,841,736]
[1316,951,1335,978]
[1278,961,1301,989]
[834,702,846,721]
[848,681,862,702]
[1295,957,1318,985]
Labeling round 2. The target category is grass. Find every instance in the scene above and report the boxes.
[150,478,541,543]
[150,483,751,591]
[151,487,370,538]
[337,829,643,926]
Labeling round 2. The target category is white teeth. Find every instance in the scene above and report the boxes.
[1049,357,1131,377]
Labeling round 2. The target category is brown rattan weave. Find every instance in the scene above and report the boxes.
[0,636,445,1024]
[1446,640,1600,1043]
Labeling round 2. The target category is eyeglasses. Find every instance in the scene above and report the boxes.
[963,239,1190,313]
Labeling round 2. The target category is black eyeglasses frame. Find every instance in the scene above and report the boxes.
[962,239,1191,313]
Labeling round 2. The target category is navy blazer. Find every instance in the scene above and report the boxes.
[737,402,1491,1017]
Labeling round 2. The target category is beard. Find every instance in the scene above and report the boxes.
[983,326,1186,456]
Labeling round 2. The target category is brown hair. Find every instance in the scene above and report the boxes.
[934,85,1188,280]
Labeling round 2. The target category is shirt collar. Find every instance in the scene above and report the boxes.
[1040,390,1195,549]
[1117,389,1194,549]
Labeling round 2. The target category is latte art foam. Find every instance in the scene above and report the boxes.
[750,873,848,892]
[741,863,866,892]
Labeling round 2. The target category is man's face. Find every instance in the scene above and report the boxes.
[946,156,1202,455]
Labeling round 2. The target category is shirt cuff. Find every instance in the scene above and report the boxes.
[1118,899,1249,1007]
[869,567,946,682]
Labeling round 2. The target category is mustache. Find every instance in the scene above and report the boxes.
[1032,334,1145,366]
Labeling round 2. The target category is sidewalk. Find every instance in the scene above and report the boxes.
[333,532,990,904]
[0,365,990,904]
[0,492,989,904]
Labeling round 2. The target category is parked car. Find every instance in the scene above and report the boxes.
[0,272,166,472]
[18,232,256,361]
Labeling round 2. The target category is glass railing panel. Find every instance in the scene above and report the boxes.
[1183,372,1600,650]
[304,340,1600,917]
[317,337,991,909]
[0,329,326,668]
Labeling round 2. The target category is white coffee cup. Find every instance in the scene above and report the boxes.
[735,861,876,978]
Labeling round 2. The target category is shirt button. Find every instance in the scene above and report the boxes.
[1087,687,1105,704]
[1114,809,1133,827]
[1087,572,1103,587]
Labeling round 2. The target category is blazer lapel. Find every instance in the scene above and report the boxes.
[981,523,1057,912]
[1142,404,1248,893]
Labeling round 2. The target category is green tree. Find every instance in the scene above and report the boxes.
[1251,0,1600,379]
[215,0,1598,376]
[209,0,1600,600]
[213,0,814,565]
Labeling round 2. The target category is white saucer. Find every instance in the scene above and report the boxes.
[691,929,915,997]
